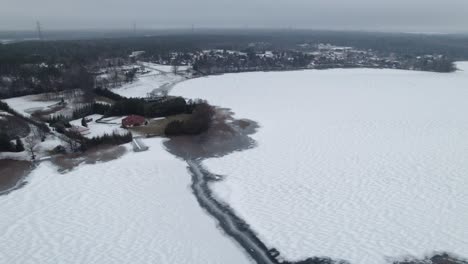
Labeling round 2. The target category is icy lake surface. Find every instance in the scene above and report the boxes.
[172,63,468,264]
[0,139,251,264]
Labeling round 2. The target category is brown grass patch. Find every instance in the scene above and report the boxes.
[129,113,192,137]
[50,145,127,173]
[0,159,33,193]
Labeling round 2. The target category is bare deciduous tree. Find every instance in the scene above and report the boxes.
[31,126,46,142]
[24,136,38,161]
[60,132,82,153]
[172,65,179,75]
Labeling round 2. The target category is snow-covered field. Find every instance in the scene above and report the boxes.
[0,139,251,264]
[112,62,188,98]
[112,71,186,98]
[3,94,61,117]
[139,62,191,73]
[171,63,468,264]
[69,114,127,138]
[3,92,84,118]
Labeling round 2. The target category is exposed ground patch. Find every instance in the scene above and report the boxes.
[50,145,127,173]
[129,113,191,137]
[164,107,258,160]
[0,114,30,138]
[0,159,33,195]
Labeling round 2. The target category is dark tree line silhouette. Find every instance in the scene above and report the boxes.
[165,102,214,136]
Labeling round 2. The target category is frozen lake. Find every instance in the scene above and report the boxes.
[171,63,468,264]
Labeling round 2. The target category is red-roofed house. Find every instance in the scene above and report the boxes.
[122,115,146,128]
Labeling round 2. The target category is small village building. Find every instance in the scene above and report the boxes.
[122,115,146,128]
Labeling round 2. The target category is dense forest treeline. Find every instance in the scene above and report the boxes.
[165,102,214,136]
[1,30,468,98]
[2,30,468,62]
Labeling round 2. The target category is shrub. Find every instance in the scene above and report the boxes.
[84,132,133,148]
[108,98,145,116]
[145,97,188,117]
[15,137,25,152]
[0,101,12,112]
[164,120,184,135]
[165,102,214,136]
[292,257,343,264]
[48,103,111,125]
[94,88,126,101]
[0,133,13,152]
[106,97,189,118]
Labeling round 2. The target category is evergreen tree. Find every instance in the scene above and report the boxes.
[0,133,13,152]
[81,117,88,127]
[15,137,24,152]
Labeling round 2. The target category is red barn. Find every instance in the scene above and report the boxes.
[122,115,146,128]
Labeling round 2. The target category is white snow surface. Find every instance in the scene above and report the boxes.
[112,70,186,98]
[69,114,127,138]
[0,138,251,264]
[171,63,468,264]
[140,62,190,73]
[3,92,85,118]
[107,62,190,98]
[0,135,64,161]
[3,95,59,117]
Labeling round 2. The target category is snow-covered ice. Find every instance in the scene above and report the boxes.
[0,138,251,264]
[171,63,468,264]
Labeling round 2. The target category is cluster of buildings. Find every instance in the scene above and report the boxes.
[187,43,453,74]
[301,43,402,69]
[112,43,455,78]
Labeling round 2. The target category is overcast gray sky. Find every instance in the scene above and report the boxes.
[1,0,468,33]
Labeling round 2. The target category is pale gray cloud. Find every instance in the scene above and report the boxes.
[1,0,467,32]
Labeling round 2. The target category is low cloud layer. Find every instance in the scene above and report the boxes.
[1,0,467,33]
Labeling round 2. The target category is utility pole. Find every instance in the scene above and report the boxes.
[36,21,43,41]
[133,21,137,37]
